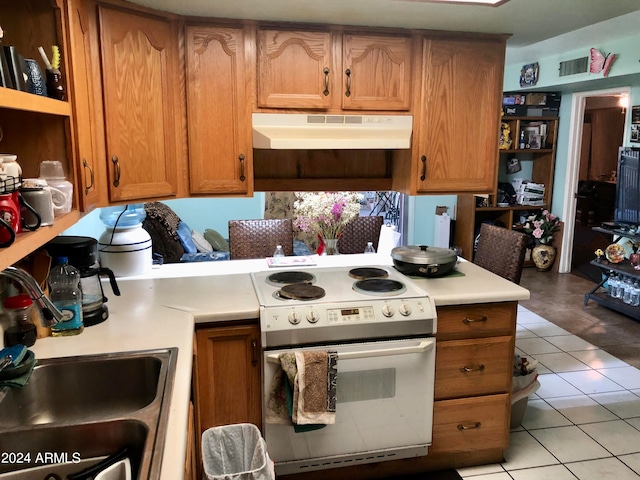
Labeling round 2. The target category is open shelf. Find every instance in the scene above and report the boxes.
[0,211,81,269]
[0,87,71,117]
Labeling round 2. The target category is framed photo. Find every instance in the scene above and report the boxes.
[632,105,640,124]
[631,124,640,143]
[528,134,542,150]
[520,62,539,87]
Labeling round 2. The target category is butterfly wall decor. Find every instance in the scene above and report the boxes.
[590,48,617,77]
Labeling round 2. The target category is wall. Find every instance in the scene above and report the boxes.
[503,25,640,220]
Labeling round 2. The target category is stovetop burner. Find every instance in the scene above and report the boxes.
[267,271,315,286]
[278,283,326,301]
[348,267,389,280]
[353,278,406,296]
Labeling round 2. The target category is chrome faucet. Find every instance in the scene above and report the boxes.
[1,266,64,326]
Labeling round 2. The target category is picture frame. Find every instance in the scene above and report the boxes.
[528,134,542,150]
[631,124,640,143]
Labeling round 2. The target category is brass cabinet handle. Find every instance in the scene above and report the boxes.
[239,154,246,182]
[460,364,485,373]
[323,67,330,96]
[251,340,258,366]
[345,68,351,97]
[462,315,488,324]
[457,422,481,430]
[420,155,427,181]
[111,155,120,187]
[82,158,94,194]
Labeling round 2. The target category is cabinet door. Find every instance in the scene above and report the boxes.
[416,37,504,193]
[98,6,180,202]
[186,26,252,194]
[342,33,412,111]
[257,29,332,109]
[66,0,103,211]
[194,324,261,431]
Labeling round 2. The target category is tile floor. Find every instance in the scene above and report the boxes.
[457,270,640,480]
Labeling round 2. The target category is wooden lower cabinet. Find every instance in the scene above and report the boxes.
[431,302,517,460]
[194,323,262,428]
[193,322,262,479]
[184,401,197,480]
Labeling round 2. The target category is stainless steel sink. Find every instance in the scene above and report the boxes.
[0,348,177,479]
[0,420,147,478]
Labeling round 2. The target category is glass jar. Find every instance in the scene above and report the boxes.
[3,294,36,347]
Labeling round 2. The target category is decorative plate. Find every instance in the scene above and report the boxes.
[605,243,625,263]
[520,62,539,87]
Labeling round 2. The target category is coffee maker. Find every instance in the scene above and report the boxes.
[45,236,120,326]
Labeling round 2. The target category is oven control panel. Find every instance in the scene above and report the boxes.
[261,298,436,332]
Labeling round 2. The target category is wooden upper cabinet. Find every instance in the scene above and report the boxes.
[98,5,182,202]
[342,33,412,111]
[257,29,332,109]
[66,0,103,211]
[414,37,504,194]
[257,29,412,111]
[186,26,252,195]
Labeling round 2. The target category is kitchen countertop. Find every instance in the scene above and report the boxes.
[27,253,528,479]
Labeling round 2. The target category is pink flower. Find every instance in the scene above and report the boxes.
[532,228,543,239]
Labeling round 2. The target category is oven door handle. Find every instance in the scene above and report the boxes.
[266,339,435,364]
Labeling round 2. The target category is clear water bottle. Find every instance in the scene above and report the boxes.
[273,245,285,258]
[364,242,376,254]
[631,282,640,307]
[624,277,634,304]
[607,274,619,298]
[49,256,84,336]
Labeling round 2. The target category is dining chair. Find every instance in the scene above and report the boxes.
[228,219,294,259]
[337,216,384,254]
[474,223,528,284]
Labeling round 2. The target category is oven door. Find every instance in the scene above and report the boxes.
[262,337,436,475]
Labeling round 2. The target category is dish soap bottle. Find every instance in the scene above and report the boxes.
[49,256,84,336]
[273,245,285,258]
[364,242,376,254]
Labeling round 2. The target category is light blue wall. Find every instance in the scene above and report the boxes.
[65,195,265,241]
[503,30,640,221]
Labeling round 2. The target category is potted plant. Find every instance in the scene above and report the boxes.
[523,210,560,271]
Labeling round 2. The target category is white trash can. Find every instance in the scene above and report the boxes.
[201,423,274,480]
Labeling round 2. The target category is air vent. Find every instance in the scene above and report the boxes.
[306,115,364,125]
[559,57,589,77]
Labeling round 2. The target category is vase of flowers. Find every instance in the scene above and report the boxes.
[523,210,560,271]
[293,192,363,255]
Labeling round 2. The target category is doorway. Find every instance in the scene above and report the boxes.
[559,87,631,274]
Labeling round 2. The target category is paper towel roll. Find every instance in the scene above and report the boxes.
[377,224,401,256]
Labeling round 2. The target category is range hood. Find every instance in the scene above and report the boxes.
[252,113,413,150]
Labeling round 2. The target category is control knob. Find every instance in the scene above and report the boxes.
[382,304,395,318]
[288,311,301,325]
[399,303,412,316]
[307,310,319,323]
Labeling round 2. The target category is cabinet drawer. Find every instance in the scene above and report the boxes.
[435,336,513,400]
[431,393,510,454]
[436,302,516,340]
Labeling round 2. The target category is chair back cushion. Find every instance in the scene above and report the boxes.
[229,219,294,259]
[337,216,384,254]
[474,223,528,284]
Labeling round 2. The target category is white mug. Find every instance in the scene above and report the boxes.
[21,178,66,226]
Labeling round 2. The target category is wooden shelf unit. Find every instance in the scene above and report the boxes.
[455,116,558,261]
